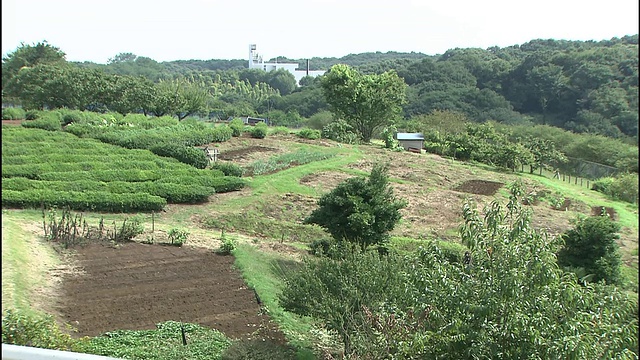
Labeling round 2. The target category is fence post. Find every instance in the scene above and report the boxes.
[587,180,590,189]
[563,174,565,182]
[568,175,571,184]
[580,178,583,187]
[575,177,577,185]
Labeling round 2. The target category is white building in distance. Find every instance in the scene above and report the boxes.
[248,44,325,84]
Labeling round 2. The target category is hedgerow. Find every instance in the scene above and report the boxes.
[150,143,209,169]
[157,175,245,193]
[2,189,166,212]
[2,178,215,204]
[2,107,26,120]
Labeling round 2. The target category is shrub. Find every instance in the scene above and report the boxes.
[229,118,244,137]
[250,122,268,139]
[557,215,623,285]
[593,173,638,204]
[150,143,209,169]
[112,217,145,243]
[322,119,359,144]
[2,107,26,120]
[210,162,243,177]
[269,126,290,136]
[218,236,236,255]
[21,115,62,131]
[25,110,41,120]
[305,163,407,250]
[298,128,321,140]
[168,228,189,246]
[2,309,76,350]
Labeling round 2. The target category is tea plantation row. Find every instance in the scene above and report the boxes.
[1,126,244,212]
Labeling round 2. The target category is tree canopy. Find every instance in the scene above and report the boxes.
[321,64,407,142]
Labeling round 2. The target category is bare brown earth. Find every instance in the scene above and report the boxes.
[56,241,287,344]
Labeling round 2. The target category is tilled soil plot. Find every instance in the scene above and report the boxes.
[56,242,286,344]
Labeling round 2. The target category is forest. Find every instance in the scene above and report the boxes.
[2,35,638,165]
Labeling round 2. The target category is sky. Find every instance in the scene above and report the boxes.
[2,0,639,64]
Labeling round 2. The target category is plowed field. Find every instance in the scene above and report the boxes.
[56,242,286,344]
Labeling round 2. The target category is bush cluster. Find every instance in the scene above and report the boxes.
[150,143,209,169]
[250,123,268,139]
[210,162,244,177]
[591,173,639,204]
[297,128,321,140]
[2,107,26,120]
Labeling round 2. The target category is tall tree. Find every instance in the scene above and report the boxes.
[2,41,67,101]
[321,64,406,142]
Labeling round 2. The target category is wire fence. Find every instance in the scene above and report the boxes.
[519,164,594,189]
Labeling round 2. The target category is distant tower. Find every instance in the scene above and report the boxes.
[248,44,263,69]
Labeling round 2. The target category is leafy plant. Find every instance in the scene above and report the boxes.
[168,228,189,246]
[250,122,268,139]
[218,236,236,255]
[297,128,321,140]
[210,162,244,177]
[2,309,76,350]
[2,107,26,120]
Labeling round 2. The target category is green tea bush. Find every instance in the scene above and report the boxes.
[25,110,41,120]
[157,175,245,193]
[250,123,268,139]
[269,126,290,136]
[2,107,26,120]
[60,110,86,125]
[298,128,321,140]
[210,162,244,177]
[150,143,209,169]
[2,309,76,351]
[21,115,62,132]
[229,118,244,137]
[2,189,166,212]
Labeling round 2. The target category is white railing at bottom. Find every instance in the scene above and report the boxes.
[2,344,122,360]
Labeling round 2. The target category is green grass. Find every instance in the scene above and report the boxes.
[232,243,318,359]
[1,210,59,314]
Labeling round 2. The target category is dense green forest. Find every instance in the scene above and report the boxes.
[3,35,638,151]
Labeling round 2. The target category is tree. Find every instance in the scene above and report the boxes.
[557,214,623,285]
[304,163,407,250]
[282,181,638,358]
[2,41,67,94]
[265,68,296,96]
[321,64,407,142]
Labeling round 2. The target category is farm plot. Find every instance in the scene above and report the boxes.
[56,242,287,343]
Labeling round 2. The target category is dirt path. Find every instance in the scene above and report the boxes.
[55,242,286,344]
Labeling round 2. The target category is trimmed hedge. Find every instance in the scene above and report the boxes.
[2,189,166,212]
[2,178,215,204]
[210,162,243,177]
[2,107,26,120]
[157,175,245,193]
[150,143,209,169]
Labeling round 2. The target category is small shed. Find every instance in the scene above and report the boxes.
[242,116,267,126]
[396,133,424,151]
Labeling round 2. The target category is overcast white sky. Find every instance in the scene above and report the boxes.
[2,0,638,64]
